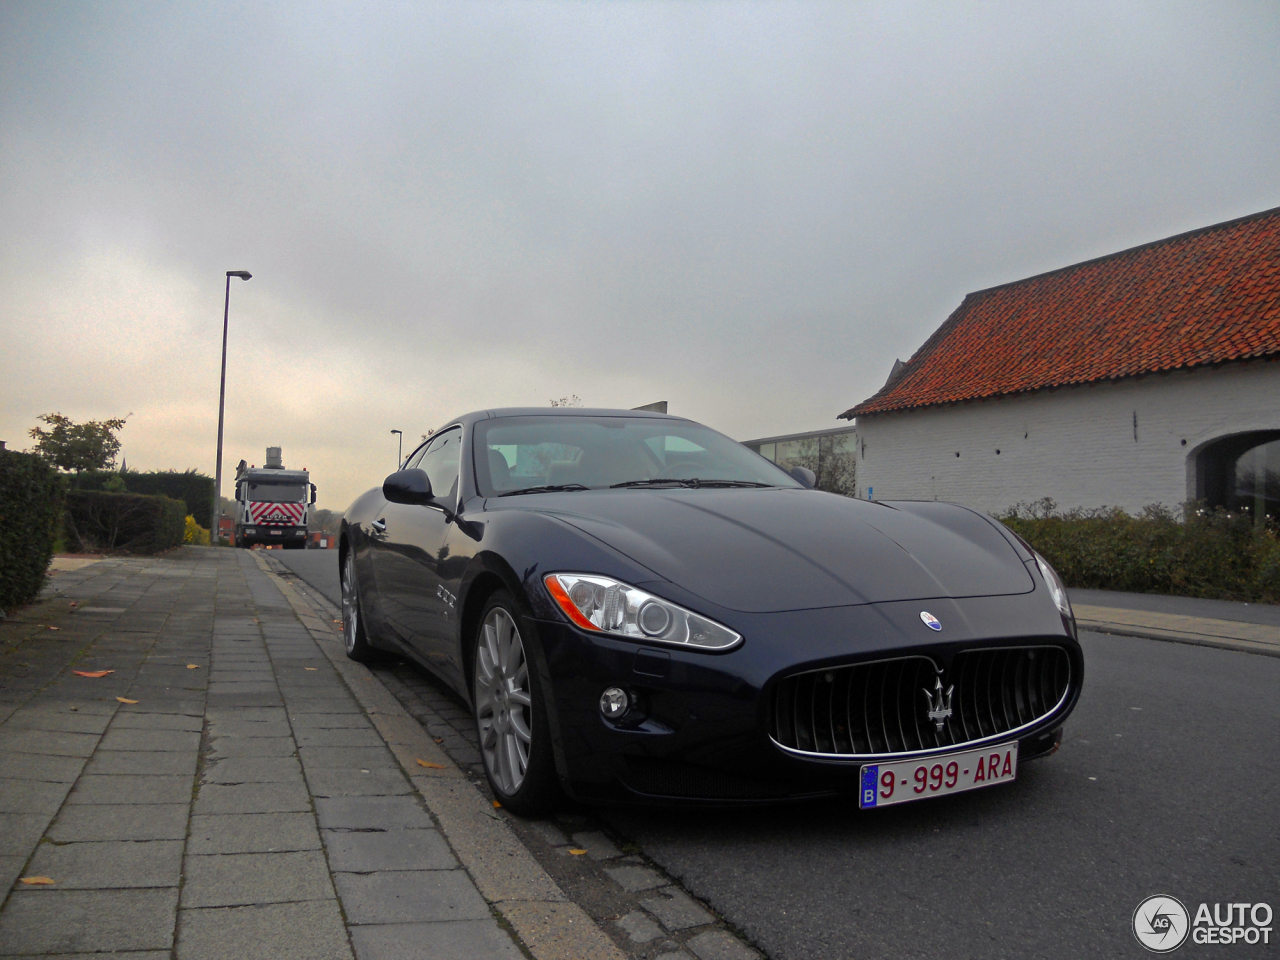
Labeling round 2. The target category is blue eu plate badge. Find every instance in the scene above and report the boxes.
[860,765,879,808]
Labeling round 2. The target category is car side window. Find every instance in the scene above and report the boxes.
[404,442,430,470]
[419,428,462,505]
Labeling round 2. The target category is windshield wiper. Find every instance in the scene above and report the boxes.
[498,484,590,497]
[685,479,773,488]
[610,479,692,488]
[609,478,773,489]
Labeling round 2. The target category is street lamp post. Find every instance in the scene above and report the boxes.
[213,270,252,543]
[391,429,403,468]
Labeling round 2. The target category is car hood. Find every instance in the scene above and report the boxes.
[524,488,1034,613]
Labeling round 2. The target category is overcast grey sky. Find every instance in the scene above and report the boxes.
[2,1,1277,510]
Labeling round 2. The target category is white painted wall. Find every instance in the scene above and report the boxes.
[854,361,1280,515]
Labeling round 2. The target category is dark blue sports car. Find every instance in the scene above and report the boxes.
[341,408,1082,814]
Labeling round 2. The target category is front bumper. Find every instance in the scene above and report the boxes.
[533,590,1082,805]
[240,525,308,545]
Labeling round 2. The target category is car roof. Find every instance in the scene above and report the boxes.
[478,407,685,420]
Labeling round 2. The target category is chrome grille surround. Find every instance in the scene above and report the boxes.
[769,645,1072,762]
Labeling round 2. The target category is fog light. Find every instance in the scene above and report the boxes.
[599,687,629,719]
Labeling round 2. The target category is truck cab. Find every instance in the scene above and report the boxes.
[233,447,316,549]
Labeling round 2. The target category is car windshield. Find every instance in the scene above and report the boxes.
[473,416,802,497]
[246,482,307,503]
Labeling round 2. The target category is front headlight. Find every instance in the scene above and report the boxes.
[1033,552,1073,621]
[543,573,742,651]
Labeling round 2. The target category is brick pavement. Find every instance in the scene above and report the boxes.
[0,548,529,959]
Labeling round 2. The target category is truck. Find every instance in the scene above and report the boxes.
[232,447,316,549]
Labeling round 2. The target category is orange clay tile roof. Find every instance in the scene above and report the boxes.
[842,206,1280,419]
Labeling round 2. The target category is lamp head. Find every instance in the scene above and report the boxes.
[226,270,252,280]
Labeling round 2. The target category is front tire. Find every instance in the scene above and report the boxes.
[473,590,559,816]
[341,549,380,663]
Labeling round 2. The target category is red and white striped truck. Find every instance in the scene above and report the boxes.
[232,447,316,549]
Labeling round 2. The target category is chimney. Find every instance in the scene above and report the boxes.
[265,447,284,469]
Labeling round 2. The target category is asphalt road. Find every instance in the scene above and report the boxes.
[608,631,1280,959]
[275,547,341,605]
[274,549,1279,958]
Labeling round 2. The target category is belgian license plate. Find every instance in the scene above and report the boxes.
[859,742,1018,809]
[269,530,282,536]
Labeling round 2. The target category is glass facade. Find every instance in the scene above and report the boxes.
[743,428,858,496]
[1230,439,1280,526]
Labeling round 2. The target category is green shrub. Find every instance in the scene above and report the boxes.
[69,469,213,528]
[999,499,1280,603]
[0,451,66,613]
[64,490,186,555]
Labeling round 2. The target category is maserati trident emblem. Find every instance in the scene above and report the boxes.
[920,611,942,631]
[923,676,954,731]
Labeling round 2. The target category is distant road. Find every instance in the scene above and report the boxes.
[273,548,340,606]
[1068,587,1280,626]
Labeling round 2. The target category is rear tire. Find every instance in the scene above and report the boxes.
[341,549,380,663]
[473,590,560,816]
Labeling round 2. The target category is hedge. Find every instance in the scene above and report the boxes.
[0,451,66,613]
[999,500,1280,603]
[70,469,214,528]
[64,490,187,555]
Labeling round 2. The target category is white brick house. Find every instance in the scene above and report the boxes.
[841,207,1280,519]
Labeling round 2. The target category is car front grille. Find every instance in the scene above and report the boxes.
[770,646,1071,760]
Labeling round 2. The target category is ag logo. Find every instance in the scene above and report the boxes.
[1133,895,1190,953]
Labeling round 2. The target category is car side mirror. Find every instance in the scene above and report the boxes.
[383,469,434,506]
[789,466,817,489]
[310,483,317,504]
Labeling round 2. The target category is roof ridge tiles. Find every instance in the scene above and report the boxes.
[841,205,1280,419]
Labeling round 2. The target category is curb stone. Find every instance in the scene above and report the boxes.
[253,552,629,960]
[267,553,766,960]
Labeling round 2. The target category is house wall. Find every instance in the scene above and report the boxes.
[854,360,1280,515]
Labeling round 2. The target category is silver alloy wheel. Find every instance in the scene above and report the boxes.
[475,607,534,794]
[342,552,359,655]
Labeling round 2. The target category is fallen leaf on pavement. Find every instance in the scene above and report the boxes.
[493,801,502,808]
[47,625,60,631]
[416,759,445,769]
[433,737,444,744]
[116,697,138,704]
[20,877,55,885]
[69,601,78,607]
[568,849,587,856]
[187,664,199,669]
[72,670,114,678]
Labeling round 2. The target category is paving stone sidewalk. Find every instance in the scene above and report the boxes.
[0,547,527,959]
[1072,603,1280,657]
[271,557,764,960]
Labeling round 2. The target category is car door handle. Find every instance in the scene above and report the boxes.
[371,519,386,533]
